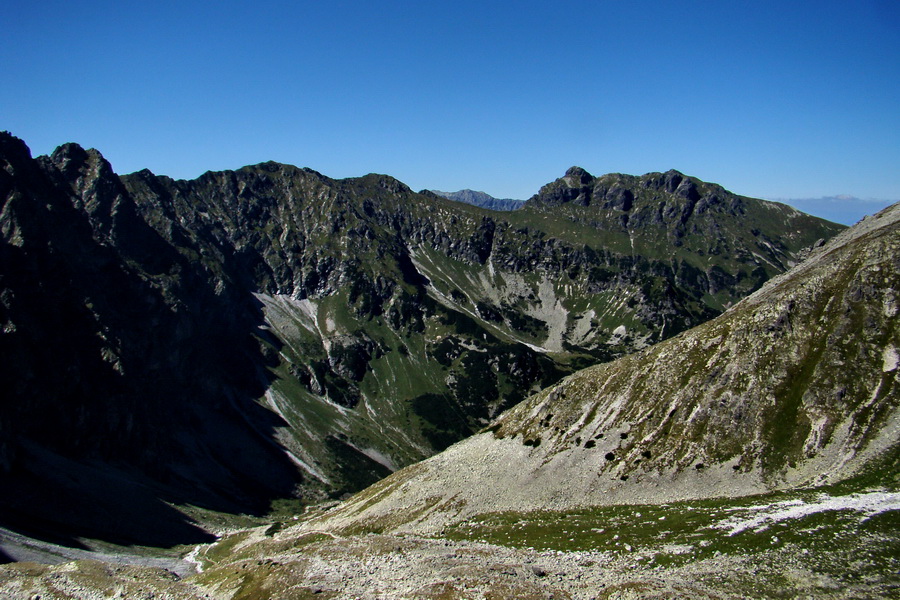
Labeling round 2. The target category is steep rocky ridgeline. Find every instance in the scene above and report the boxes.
[0,131,842,546]
[312,201,899,536]
[118,159,841,503]
[518,166,837,311]
[38,202,894,600]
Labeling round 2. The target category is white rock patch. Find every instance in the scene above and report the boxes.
[883,346,898,372]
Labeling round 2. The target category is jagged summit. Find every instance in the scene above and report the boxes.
[533,165,750,212]
[519,165,842,309]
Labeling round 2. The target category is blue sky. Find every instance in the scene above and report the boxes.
[3,0,898,222]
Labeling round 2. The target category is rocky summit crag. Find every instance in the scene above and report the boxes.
[0,131,841,547]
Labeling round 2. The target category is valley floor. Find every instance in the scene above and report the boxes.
[1,486,897,599]
[0,527,193,577]
[1,532,893,600]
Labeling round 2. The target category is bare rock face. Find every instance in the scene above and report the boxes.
[314,202,899,536]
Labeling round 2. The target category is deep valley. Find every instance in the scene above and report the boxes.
[1,131,896,599]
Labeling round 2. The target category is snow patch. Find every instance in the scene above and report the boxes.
[712,491,900,536]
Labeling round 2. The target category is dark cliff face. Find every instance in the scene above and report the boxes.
[0,132,845,547]
[0,134,299,546]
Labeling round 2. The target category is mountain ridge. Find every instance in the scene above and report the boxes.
[0,131,843,546]
[89,201,900,600]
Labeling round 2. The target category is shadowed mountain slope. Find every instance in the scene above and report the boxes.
[0,136,297,546]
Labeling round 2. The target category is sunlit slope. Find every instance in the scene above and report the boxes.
[314,202,898,534]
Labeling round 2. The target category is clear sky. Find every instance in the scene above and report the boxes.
[3,0,898,217]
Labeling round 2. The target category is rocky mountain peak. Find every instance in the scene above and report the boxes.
[45,143,119,194]
[0,131,32,164]
[564,165,594,186]
[663,168,684,191]
[48,141,90,169]
[354,172,412,195]
[531,166,596,207]
[39,142,134,242]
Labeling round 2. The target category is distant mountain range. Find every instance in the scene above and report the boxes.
[428,189,524,211]
[775,195,897,226]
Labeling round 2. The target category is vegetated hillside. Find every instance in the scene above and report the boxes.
[0,131,841,546]
[429,189,524,211]
[314,201,899,536]
[54,201,896,600]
